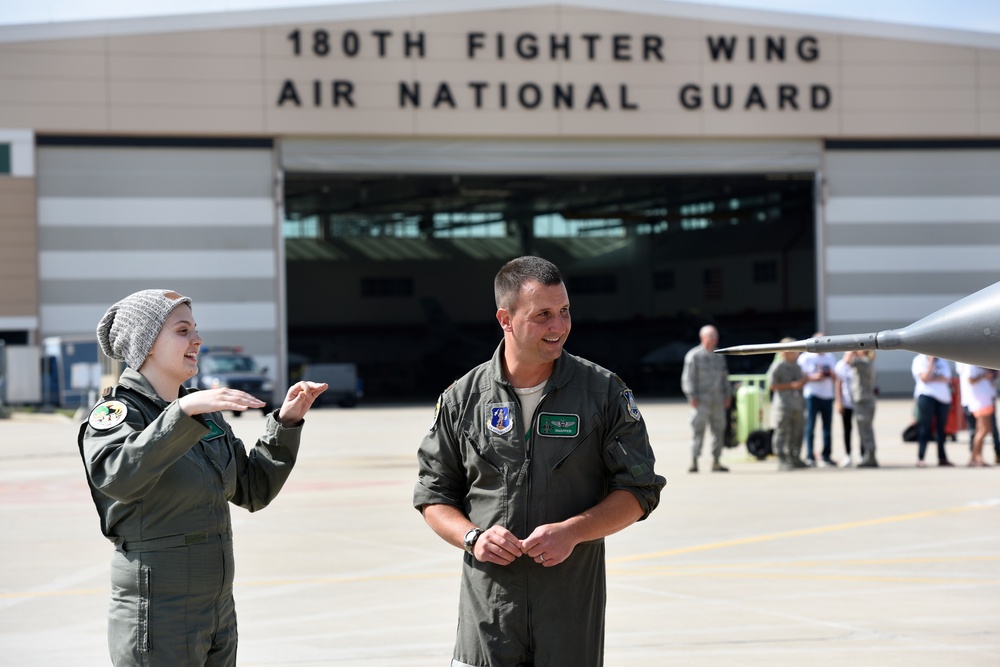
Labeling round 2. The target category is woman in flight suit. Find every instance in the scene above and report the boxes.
[78,289,326,666]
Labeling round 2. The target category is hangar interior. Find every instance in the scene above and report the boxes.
[283,171,816,399]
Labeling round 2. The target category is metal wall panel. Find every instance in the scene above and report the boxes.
[822,147,1000,395]
[36,145,281,383]
[281,138,823,174]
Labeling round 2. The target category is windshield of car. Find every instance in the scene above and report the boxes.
[200,355,259,374]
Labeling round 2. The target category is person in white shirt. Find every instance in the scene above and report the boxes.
[911,354,955,468]
[833,354,855,467]
[797,334,837,466]
[955,362,995,467]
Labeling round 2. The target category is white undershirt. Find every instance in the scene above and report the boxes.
[512,380,547,434]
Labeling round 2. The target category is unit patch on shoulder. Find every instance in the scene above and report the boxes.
[88,400,129,431]
[429,394,443,432]
[622,389,641,422]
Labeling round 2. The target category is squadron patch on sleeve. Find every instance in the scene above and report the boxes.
[88,400,128,431]
[429,394,443,432]
[622,389,641,422]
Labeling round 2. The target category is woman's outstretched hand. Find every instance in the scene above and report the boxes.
[178,388,266,416]
[277,381,328,426]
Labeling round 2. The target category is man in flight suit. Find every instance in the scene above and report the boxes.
[413,256,665,667]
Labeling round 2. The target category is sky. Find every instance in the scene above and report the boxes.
[0,0,999,34]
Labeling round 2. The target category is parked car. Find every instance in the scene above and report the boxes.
[300,363,363,407]
[188,346,274,416]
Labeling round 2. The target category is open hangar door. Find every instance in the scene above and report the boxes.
[280,140,820,401]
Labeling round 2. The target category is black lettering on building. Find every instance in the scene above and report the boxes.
[372,30,391,57]
[550,34,571,60]
[744,85,766,109]
[582,34,601,60]
[343,30,359,57]
[613,34,631,61]
[332,80,355,107]
[708,34,821,62]
[516,34,539,59]
[433,82,456,108]
[277,80,301,106]
[798,36,819,61]
[811,84,831,109]
[586,84,609,110]
[519,83,542,108]
[707,36,737,61]
[620,85,638,110]
[468,32,486,58]
[469,81,488,108]
[713,85,732,110]
[680,83,701,109]
[765,36,785,61]
[554,83,574,109]
[779,84,798,110]
[678,82,831,111]
[399,82,419,107]
[404,31,425,58]
[644,35,665,61]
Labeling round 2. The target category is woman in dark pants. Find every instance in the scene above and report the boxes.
[911,354,954,468]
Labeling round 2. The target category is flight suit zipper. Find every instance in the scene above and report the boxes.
[515,388,550,488]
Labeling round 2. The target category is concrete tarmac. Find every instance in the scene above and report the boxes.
[1,397,998,666]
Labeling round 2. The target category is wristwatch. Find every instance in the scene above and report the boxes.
[463,528,484,554]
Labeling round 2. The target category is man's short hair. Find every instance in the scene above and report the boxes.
[494,256,564,310]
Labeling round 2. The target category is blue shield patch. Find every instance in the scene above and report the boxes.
[487,404,515,436]
[623,389,641,421]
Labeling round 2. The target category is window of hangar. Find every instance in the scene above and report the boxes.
[282,172,816,400]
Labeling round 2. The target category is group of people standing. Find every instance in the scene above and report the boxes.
[682,326,1000,474]
[681,328,878,472]
[766,336,879,471]
[911,354,997,468]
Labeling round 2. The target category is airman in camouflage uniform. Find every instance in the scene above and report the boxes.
[681,325,732,472]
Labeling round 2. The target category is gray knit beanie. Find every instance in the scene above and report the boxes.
[97,289,193,370]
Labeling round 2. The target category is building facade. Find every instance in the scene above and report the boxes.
[2,0,999,398]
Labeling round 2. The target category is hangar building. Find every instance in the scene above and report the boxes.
[1,0,999,400]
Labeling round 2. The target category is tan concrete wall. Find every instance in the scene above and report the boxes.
[0,6,996,138]
[0,178,38,320]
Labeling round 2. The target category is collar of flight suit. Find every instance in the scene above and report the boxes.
[117,366,195,411]
[487,341,579,395]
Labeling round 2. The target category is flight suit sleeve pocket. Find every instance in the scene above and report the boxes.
[604,435,653,483]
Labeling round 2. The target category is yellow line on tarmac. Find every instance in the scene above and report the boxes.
[618,554,1000,573]
[608,504,994,564]
[609,569,1000,586]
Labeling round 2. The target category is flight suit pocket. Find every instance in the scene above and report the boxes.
[550,425,597,472]
[604,435,654,483]
[462,430,504,474]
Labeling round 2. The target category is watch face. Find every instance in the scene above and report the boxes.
[464,529,481,551]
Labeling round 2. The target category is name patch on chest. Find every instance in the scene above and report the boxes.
[486,403,515,436]
[537,413,580,438]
